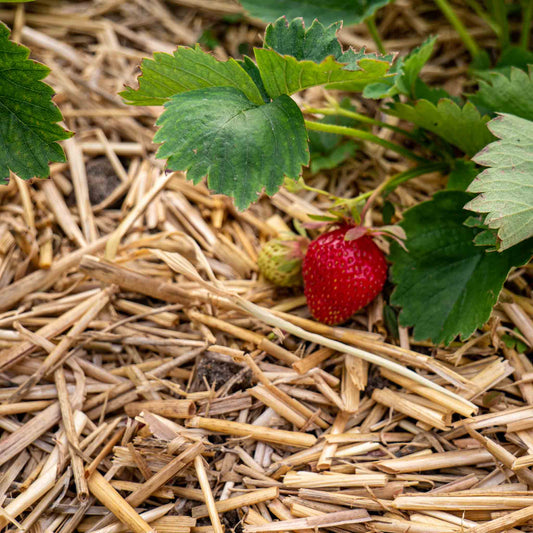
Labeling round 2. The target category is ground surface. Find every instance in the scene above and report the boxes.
[0,1,533,532]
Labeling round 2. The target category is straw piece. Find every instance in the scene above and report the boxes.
[372,388,449,430]
[87,471,155,533]
[124,400,196,419]
[503,302,533,346]
[189,310,298,365]
[317,411,349,471]
[377,448,494,474]
[0,411,87,528]
[467,504,533,533]
[65,138,98,242]
[9,288,113,401]
[89,504,175,533]
[393,495,533,510]
[465,426,533,487]
[292,348,334,374]
[0,288,109,371]
[80,255,190,303]
[105,171,174,259]
[194,455,224,533]
[18,470,71,532]
[187,416,317,448]
[379,367,477,417]
[55,366,89,502]
[126,441,204,507]
[85,427,126,479]
[41,179,87,247]
[0,402,61,467]
[192,487,279,518]
[243,509,371,532]
[249,385,308,428]
[0,400,53,416]
[283,471,388,488]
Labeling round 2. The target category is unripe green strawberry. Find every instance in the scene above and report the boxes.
[257,236,306,287]
[302,225,387,325]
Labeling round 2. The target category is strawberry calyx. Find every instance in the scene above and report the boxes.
[305,217,407,252]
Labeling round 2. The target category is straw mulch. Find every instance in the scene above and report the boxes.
[0,1,532,532]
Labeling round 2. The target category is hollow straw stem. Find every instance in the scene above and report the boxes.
[304,120,426,163]
[433,0,481,57]
[194,456,224,533]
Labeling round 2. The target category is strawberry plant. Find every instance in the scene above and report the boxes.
[120,8,532,345]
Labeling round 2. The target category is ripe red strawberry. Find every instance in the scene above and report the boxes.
[302,225,387,325]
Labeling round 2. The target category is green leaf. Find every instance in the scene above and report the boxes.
[363,36,436,99]
[0,22,70,184]
[236,55,271,103]
[496,47,533,73]
[198,29,220,51]
[361,59,403,99]
[470,67,533,122]
[382,200,395,224]
[386,99,495,156]
[264,17,342,62]
[395,36,437,97]
[310,141,357,173]
[446,159,479,191]
[255,46,393,98]
[383,305,399,339]
[465,113,533,250]
[502,329,528,353]
[411,78,452,104]
[390,191,532,345]
[154,87,309,210]
[121,45,264,106]
[238,0,391,26]
[463,215,499,250]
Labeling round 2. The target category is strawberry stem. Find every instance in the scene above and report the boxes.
[359,162,449,222]
[304,120,426,163]
[303,103,418,141]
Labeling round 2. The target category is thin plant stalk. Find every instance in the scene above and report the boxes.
[486,0,510,48]
[521,0,533,49]
[303,106,419,141]
[365,15,385,54]
[359,162,448,221]
[433,0,481,58]
[304,120,426,163]
[464,0,500,36]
